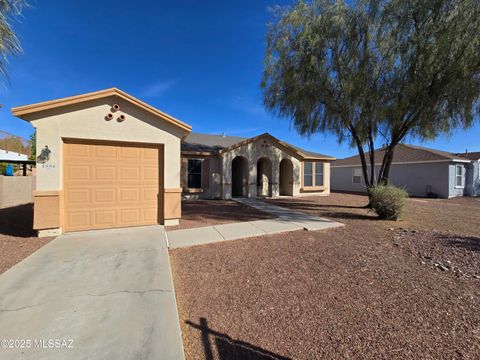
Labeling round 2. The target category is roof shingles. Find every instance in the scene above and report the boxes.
[333,144,473,166]
[182,132,334,160]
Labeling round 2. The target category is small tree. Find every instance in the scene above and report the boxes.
[262,0,480,190]
[29,130,35,160]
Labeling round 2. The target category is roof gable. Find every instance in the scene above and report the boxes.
[182,133,247,153]
[453,151,480,161]
[218,133,335,160]
[11,88,192,133]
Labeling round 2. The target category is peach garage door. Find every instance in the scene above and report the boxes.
[63,140,163,232]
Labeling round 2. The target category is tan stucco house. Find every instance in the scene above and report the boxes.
[180,132,335,200]
[12,88,334,236]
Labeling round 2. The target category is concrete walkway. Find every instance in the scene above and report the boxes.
[0,226,184,360]
[167,198,343,249]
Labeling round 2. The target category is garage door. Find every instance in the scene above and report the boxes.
[63,140,163,232]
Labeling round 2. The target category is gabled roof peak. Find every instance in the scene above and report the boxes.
[11,87,192,132]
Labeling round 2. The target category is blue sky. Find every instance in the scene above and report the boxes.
[0,0,478,158]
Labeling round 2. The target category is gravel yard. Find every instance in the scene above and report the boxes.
[166,199,274,230]
[0,204,52,274]
[170,193,480,359]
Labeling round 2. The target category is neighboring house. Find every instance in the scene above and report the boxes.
[181,132,335,199]
[331,144,479,198]
[453,151,480,196]
[0,149,28,161]
[11,88,334,236]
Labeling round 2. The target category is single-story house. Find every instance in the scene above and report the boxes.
[181,132,335,200]
[12,88,334,236]
[331,144,480,198]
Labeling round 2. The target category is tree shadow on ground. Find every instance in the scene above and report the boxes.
[437,234,480,253]
[186,318,291,360]
[319,211,378,221]
[271,200,366,211]
[0,203,35,237]
[182,200,274,223]
[267,199,377,222]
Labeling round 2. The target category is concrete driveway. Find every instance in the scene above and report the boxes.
[0,226,184,360]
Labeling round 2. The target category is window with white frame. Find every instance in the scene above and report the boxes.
[303,162,313,187]
[353,168,362,184]
[455,165,464,188]
[303,162,324,187]
[187,159,202,189]
[315,163,324,186]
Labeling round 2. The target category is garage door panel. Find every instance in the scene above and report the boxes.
[120,147,142,160]
[67,166,91,181]
[94,145,117,160]
[94,210,116,227]
[120,188,141,202]
[94,188,117,203]
[143,208,158,222]
[143,167,158,181]
[94,166,117,182]
[64,141,163,232]
[119,208,141,224]
[65,188,91,204]
[143,148,158,160]
[143,187,158,202]
[65,143,91,159]
[119,167,141,182]
[66,211,91,230]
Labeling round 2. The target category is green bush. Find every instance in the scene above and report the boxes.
[369,184,408,220]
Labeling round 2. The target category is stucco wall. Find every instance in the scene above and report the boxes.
[221,137,301,199]
[29,97,185,192]
[27,96,187,233]
[0,175,35,208]
[331,162,451,198]
[219,137,330,199]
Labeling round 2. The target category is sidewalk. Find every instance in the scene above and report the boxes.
[167,198,343,249]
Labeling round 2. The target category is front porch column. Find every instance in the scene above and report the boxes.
[271,159,280,197]
[248,159,256,198]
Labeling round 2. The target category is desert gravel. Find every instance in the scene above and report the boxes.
[171,193,480,359]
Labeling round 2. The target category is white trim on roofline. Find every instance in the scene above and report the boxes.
[331,159,472,168]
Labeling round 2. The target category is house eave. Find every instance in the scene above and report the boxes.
[11,87,192,133]
[331,159,472,168]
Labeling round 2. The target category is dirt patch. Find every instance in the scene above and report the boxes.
[166,200,274,230]
[0,204,53,274]
[393,229,480,280]
[171,193,480,359]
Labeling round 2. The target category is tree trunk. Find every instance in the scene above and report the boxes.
[366,128,376,206]
[378,145,396,184]
[381,148,395,182]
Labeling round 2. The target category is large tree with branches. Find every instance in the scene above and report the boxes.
[261,0,480,190]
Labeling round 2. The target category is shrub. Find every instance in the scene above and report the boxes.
[369,184,408,220]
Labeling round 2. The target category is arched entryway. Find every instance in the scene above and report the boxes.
[256,157,272,197]
[279,158,294,196]
[232,156,249,197]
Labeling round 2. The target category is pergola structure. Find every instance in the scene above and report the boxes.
[0,159,36,176]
